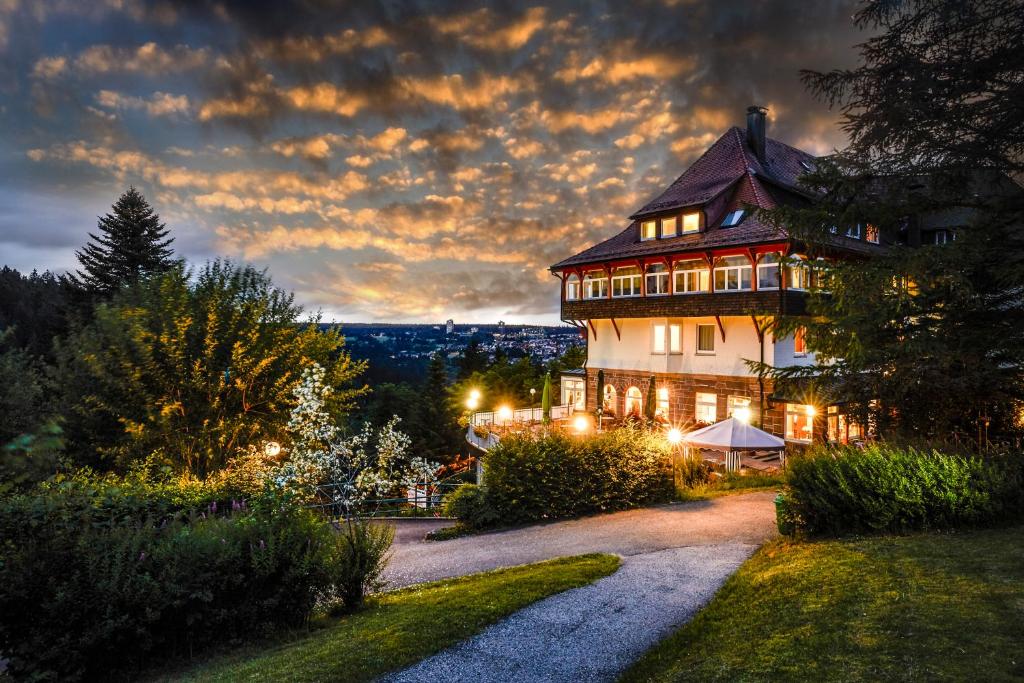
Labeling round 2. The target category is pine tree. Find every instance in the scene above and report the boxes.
[74,187,175,296]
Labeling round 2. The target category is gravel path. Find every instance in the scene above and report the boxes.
[383,490,777,588]
[379,492,777,682]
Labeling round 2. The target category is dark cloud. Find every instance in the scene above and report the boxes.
[0,0,865,322]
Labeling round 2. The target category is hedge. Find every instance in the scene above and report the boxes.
[781,444,1024,536]
[481,427,673,524]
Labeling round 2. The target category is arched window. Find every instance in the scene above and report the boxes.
[757,253,782,290]
[673,259,709,294]
[565,274,581,300]
[645,263,669,295]
[583,271,608,299]
[624,386,643,418]
[602,384,617,415]
[714,255,752,292]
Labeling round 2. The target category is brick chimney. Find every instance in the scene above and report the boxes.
[746,106,767,163]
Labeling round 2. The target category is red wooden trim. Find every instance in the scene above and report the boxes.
[565,241,790,275]
[715,315,726,342]
[751,315,764,343]
[587,319,598,339]
[610,318,622,341]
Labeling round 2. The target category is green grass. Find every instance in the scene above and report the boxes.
[159,553,620,683]
[622,525,1024,682]
[676,472,786,501]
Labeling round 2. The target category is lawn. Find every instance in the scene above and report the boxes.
[675,471,785,501]
[622,525,1024,682]
[159,553,619,682]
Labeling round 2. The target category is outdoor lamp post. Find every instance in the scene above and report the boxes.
[264,441,281,458]
[497,404,513,426]
[573,414,589,434]
[466,388,481,411]
[667,428,683,491]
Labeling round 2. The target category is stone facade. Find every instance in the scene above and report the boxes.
[585,366,788,436]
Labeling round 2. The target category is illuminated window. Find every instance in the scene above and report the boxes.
[721,210,745,228]
[652,323,666,354]
[714,256,752,291]
[611,267,642,297]
[646,263,669,295]
[661,216,678,238]
[656,387,670,418]
[565,275,580,300]
[695,392,717,423]
[865,224,879,243]
[602,384,617,414]
[583,272,608,299]
[696,324,716,354]
[787,257,811,290]
[785,404,815,442]
[682,212,701,234]
[641,220,657,240]
[793,327,807,356]
[757,253,781,290]
[625,386,643,417]
[673,260,709,294]
[727,395,751,417]
[669,323,683,354]
[561,378,586,410]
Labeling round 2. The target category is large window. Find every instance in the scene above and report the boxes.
[583,272,608,299]
[565,275,580,300]
[656,387,670,419]
[865,223,879,244]
[682,212,701,234]
[561,378,585,410]
[669,323,683,354]
[696,323,716,354]
[625,386,643,418]
[785,404,815,442]
[652,322,666,354]
[787,257,811,290]
[673,260,709,294]
[661,216,678,238]
[714,255,752,291]
[646,263,669,295]
[612,267,642,297]
[757,253,781,290]
[641,220,657,240]
[695,392,717,424]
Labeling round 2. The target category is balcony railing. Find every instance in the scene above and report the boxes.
[470,403,576,426]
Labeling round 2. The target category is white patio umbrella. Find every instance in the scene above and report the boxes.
[680,417,786,472]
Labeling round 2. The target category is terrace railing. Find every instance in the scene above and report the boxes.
[470,403,575,427]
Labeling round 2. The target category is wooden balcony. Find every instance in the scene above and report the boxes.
[561,289,807,321]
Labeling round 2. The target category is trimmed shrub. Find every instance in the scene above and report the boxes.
[0,474,393,680]
[483,426,673,524]
[443,483,499,529]
[784,444,1024,536]
[327,519,395,612]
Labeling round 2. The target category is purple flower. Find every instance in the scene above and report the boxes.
[259,539,265,549]
[211,501,218,514]
[139,551,146,561]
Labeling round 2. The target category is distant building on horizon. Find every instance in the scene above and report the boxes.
[446,318,454,334]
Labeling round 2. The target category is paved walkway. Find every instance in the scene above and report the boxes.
[383,490,777,588]
[380,492,777,682]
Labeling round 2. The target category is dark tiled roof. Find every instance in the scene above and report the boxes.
[630,127,816,218]
[550,126,832,271]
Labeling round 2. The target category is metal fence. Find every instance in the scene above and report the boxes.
[470,403,575,426]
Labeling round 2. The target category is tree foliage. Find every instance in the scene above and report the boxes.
[58,260,367,475]
[74,186,175,296]
[757,0,1024,440]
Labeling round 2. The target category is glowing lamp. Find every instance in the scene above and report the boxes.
[733,407,752,424]
[573,415,589,433]
[469,388,481,401]
[497,405,513,422]
[667,428,683,445]
[805,405,817,417]
[264,441,282,458]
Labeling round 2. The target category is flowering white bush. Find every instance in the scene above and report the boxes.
[276,363,439,512]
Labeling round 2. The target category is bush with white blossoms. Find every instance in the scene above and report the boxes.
[276,363,440,512]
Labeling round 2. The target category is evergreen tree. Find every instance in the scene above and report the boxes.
[756,0,1024,440]
[457,337,488,379]
[74,187,175,296]
[419,352,461,461]
[644,376,657,422]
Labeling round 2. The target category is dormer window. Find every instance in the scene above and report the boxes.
[682,212,700,234]
[721,210,745,228]
[661,216,678,238]
[641,220,657,241]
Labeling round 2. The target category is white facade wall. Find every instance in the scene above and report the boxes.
[587,317,815,377]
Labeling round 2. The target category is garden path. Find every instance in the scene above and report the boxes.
[380,491,777,683]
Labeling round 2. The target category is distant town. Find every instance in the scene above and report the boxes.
[328,322,586,384]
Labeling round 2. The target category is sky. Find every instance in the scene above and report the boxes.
[0,0,865,324]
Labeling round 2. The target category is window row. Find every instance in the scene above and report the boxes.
[640,211,701,241]
[566,254,820,300]
[651,322,717,355]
